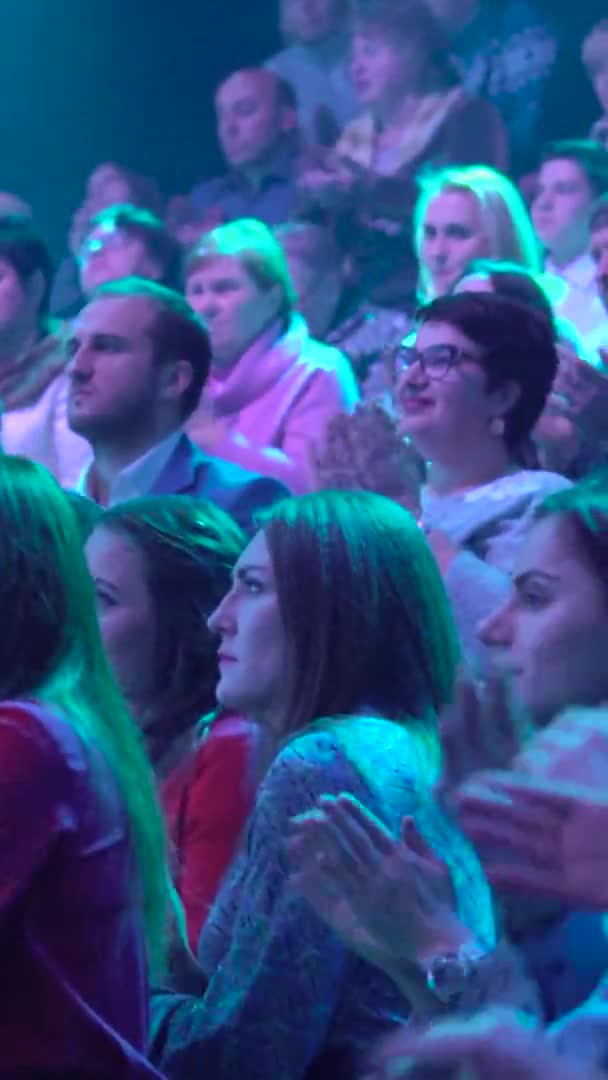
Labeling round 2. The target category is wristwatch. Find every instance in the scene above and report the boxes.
[425,942,487,1004]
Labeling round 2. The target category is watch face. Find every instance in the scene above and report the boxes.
[427,951,478,1003]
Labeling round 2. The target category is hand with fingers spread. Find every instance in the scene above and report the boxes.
[288,794,474,985]
[311,402,423,515]
[436,674,532,811]
[366,1007,593,1080]
[457,770,608,911]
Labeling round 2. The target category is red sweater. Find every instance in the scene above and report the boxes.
[161,714,256,950]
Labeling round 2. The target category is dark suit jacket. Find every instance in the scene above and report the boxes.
[149,434,289,533]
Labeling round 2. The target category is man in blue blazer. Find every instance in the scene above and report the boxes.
[66,277,288,532]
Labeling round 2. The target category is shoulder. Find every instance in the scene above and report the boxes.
[0,699,87,782]
[192,443,288,512]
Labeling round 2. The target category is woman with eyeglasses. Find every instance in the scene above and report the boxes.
[395,290,570,668]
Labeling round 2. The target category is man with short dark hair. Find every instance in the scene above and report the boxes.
[170,69,300,244]
[66,277,288,528]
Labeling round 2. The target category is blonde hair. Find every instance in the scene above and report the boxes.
[185,218,296,317]
[414,165,541,301]
[582,20,608,73]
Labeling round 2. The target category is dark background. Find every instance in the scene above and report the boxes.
[0,0,602,257]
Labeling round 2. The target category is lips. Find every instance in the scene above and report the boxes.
[218,653,237,665]
[401,396,434,413]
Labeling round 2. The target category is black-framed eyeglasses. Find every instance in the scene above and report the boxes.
[391,343,481,382]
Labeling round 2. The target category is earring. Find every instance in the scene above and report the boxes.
[489,417,505,438]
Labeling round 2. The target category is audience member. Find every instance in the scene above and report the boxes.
[149,490,492,1077]
[86,495,256,949]
[274,220,409,380]
[531,139,608,345]
[588,194,608,359]
[297,0,508,311]
[184,218,359,493]
[0,192,32,219]
[421,0,560,176]
[415,164,541,302]
[583,20,608,148]
[78,204,182,297]
[170,69,300,246]
[0,454,171,1076]
[265,0,358,145]
[51,162,165,318]
[0,217,89,485]
[66,276,288,525]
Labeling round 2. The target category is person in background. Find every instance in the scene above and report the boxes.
[168,69,300,247]
[415,164,541,303]
[66,276,288,526]
[86,495,256,949]
[0,192,32,219]
[531,140,608,347]
[587,194,608,361]
[274,220,409,383]
[583,20,608,149]
[51,162,165,318]
[0,454,172,1077]
[78,204,182,297]
[297,0,508,313]
[149,490,493,1078]
[184,218,359,494]
[265,0,358,145]
[0,216,89,486]
[421,0,559,177]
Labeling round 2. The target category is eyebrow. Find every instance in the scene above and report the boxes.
[513,569,561,587]
[233,564,268,579]
[93,576,120,594]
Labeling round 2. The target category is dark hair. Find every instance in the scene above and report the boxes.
[590,193,608,233]
[537,481,608,604]
[352,0,459,90]
[0,216,53,325]
[99,495,246,738]
[540,140,608,198]
[64,491,103,542]
[455,260,555,331]
[258,490,459,738]
[87,204,181,290]
[93,276,212,418]
[416,292,559,451]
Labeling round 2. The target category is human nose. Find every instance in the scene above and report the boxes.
[478,598,513,648]
[67,343,93,381]
[207,588,236,636]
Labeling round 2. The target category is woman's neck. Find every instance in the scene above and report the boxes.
[373,91,423,134]
[426,441,515,496]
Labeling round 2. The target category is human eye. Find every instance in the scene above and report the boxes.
[447,225,472,240]
[95,587,117,609]
[516,582,550,609]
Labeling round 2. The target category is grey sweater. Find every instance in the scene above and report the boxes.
[149,717,493,1079]
[421,470,572,671]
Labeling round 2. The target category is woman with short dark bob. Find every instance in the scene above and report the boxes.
[0,455,172,1076]
[149,490,493,1079]
[85,494,256,948]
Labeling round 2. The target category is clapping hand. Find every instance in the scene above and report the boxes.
[312,402,423,516]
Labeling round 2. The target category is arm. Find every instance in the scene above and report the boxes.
[150,743,385,1078]
[175,722,256,950]
[212,363,360,496]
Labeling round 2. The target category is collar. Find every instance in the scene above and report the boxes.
[221,137,298,194]
[78,429,183,507]
[545,253,597,294]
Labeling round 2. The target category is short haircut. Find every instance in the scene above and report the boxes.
[0,215,53,323]
[455,259,555,329]
[590,193,608,233]
[185,218,297,317]
[216,68,298,114]
[86,204,181,290]
[540,140,608,198]
[352,0,459,89]
[93,277,212,419]
[417,291,559,450]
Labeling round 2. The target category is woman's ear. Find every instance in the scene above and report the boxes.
[488,379,521,420]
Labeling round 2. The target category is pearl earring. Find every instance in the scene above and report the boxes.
[489,417,505,438]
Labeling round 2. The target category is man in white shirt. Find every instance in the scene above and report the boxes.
[532,139,608,348]
[588,194,608,360]
[66,277,288,529]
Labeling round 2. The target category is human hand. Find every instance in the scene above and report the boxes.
[513,705,608,788]
[457,766,608,910]
[288,794,467,979]
[436,674,532,812]
[366,1007,585,1080]
[311,401,423,515]
[551,346,608,448]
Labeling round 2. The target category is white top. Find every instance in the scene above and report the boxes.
[546,254,608,351]
[1,372,90,488]
[77,429,182,507]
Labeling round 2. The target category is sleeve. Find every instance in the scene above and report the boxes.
[0,706,76,921]
[177,726,256,950]
[149,743,365,1079]
[212,363,360,496]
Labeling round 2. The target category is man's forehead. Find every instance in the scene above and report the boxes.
[72,294,156,335]
[217,70,275,106]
